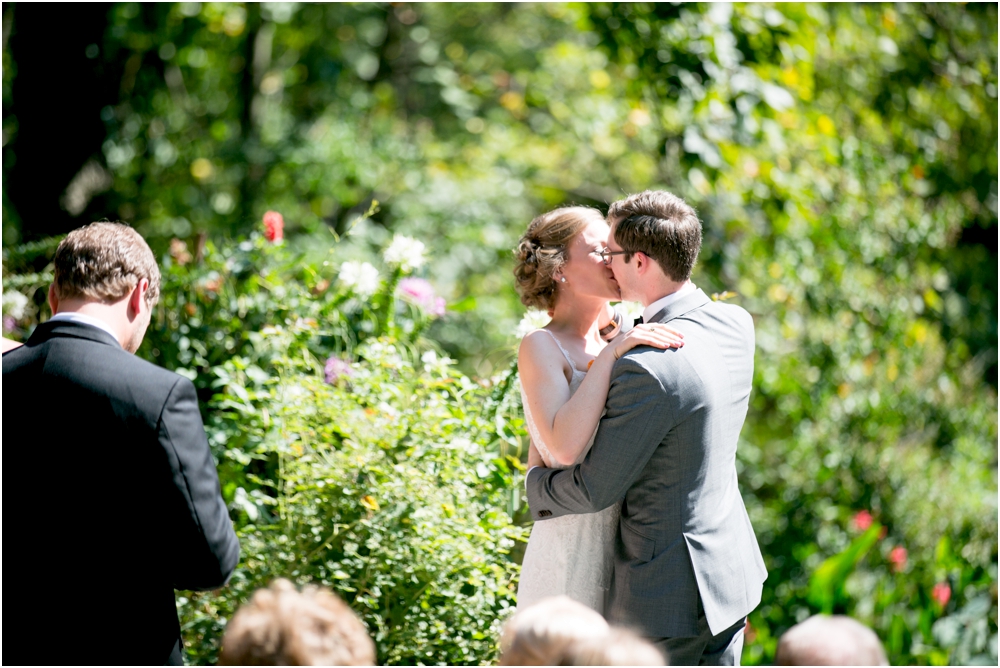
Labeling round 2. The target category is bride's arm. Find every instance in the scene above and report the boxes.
[519,325,683,467]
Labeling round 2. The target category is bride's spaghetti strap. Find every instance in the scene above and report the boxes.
[538,329,587,374]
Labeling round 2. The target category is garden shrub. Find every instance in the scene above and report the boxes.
[178,336,526,665]
[138,225,526,664]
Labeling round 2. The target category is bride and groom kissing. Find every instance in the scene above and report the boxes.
[514,190,767,666]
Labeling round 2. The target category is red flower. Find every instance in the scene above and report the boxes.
[932,582,951,607]
[263,210,284,243]
[888,546,907,572]
[853,510,874,531]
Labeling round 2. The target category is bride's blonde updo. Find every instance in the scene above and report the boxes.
[513,206,606,311]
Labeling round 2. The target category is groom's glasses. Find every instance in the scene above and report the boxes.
[592,248,631,266]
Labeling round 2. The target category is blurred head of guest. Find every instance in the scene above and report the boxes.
[775,615,889,666]
[499,596,610,666]
[219,579,375,666]
[560,627,666,666]
[49,221,161,353]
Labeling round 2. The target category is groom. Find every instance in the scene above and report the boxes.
[526,190,766,665]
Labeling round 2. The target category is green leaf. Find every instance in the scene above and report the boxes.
[807,523,882,613]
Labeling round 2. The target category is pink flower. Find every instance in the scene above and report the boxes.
[324,356,353,385]
[3,316,16,332]
[398,277,435,304]
[932,582,951,607]
[888,546,907,572]
[853,510,874,531]
[397,278,446,317]
[263,211,284,243]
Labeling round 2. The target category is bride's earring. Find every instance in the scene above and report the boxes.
[560,277,566,283]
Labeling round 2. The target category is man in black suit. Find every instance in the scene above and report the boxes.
[3,222,240,665]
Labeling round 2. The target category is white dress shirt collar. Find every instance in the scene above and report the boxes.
[49,312,121,346]
[642,281,698,323]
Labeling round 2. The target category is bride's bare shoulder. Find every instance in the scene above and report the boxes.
[518,328,555,358]
[519,329,570,378]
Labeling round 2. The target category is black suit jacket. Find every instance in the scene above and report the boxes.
[3,320,240,665]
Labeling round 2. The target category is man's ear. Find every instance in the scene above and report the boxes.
[128,278,150,318]
[633,251,649,274]
[48,284,60,315]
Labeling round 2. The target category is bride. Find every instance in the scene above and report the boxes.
[513,206,684,614]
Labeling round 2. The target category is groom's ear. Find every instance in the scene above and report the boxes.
[633,251,649,273]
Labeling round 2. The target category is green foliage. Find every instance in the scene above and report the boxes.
[141,224,526,664]
[177,335,526,665]
[1,3,997,665]
[808,523,883,614]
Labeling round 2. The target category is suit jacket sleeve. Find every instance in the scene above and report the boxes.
[159,377,241,590]
[525,354,677,520]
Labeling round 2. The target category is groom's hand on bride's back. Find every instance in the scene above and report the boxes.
[611,323,685,360]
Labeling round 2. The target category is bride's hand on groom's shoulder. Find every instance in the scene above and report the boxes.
[611,323,685,360]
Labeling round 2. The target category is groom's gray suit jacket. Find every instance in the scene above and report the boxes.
[526,288,766,639]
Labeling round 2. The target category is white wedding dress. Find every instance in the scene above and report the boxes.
[517,330,622,615]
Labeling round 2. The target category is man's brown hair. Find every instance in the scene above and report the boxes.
[219,579,376,666]
[53,222,161,308]
[607,190,702,282]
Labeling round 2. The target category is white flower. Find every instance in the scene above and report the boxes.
[338,261,380,297]
[2,290,28,319]
[514,309,551,338]
[383,235,426,271]
[421,349,453,374]
[230,487,259,521]
[615,301,644,322]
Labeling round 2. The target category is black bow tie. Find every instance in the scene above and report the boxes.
[633,316,644,327]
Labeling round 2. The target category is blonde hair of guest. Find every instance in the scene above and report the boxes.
[219,578,375,666]
[499,596,610,666]
[561,627,666,665]
[775,614,889,666]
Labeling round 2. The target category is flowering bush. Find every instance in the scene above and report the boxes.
[178,338,526,665]
[139,227,527,664]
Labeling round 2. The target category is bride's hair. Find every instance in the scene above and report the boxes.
[513,206,606,310]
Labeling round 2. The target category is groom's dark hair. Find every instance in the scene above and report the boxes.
[608,190,702,282]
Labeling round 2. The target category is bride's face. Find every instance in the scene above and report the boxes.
[558,219,621,301]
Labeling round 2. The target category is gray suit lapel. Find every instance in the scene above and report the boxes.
[646,288,712,325]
